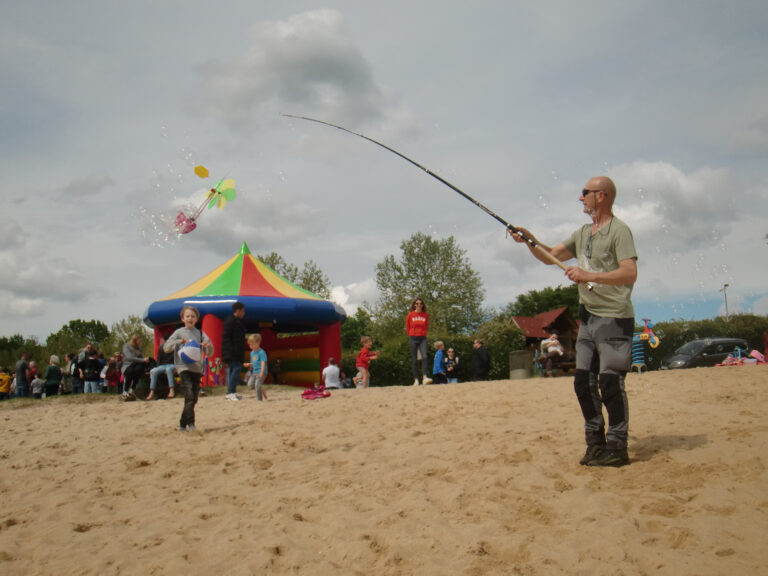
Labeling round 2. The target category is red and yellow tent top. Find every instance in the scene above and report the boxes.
[161,242,322,301]
[144,241,345,329]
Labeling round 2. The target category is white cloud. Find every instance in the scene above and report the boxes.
[330,278,377,315]
[610,161,735,250]
[0,294,45,318]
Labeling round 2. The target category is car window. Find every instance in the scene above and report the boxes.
[677,341,706,355]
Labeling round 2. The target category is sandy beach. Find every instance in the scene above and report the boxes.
[1,365,767,575]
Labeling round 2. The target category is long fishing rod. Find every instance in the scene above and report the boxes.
[282,113,592,289]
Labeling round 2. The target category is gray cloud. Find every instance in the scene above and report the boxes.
[194,9,393,129]
[732,116,768,153]
[0,294,45,319]
[0,252,96,304]
[0,221,25,249]
[60,173,115,198]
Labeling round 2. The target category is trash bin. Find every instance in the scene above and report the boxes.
[509,350,533,379]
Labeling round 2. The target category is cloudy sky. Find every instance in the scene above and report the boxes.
[2,1,767,340]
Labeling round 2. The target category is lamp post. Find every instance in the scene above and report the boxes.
[720,283,730,320]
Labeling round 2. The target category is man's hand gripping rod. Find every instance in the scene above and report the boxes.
[283,114,593,290]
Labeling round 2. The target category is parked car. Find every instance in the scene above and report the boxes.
[659,337,749,369]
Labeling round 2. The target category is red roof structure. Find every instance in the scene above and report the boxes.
[512,306,579,352]
[512,306,570,339]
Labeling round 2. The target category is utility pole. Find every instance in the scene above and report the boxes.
[720,283,730,320]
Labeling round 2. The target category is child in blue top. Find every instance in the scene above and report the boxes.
[432,341,447,384]
[245,333,268,401]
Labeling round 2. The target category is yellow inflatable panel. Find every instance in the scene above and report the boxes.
[270,347,320,360]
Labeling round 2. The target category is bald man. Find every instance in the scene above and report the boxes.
[511,176,637,467]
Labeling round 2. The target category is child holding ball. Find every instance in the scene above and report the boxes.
[164,306,213,431]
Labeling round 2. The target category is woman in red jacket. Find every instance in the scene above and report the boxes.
[406,298,432,386]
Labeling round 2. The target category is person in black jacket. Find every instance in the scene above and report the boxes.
[471,339,490,381]
[221,301,247,401]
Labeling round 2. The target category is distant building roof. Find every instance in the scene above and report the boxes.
[512,306,572,339]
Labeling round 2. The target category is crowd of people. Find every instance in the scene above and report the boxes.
[1,296,495,401]
[4,347,133,399]
[3,332,182,401]
[329,297,492,389]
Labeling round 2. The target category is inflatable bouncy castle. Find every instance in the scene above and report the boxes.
[143,242,346,387]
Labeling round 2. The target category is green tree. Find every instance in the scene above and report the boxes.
[0,334,43,371]
[259,252,300,283]
[341,307,374,351]
[371,233,485,340]
[503,284,580,319]
[45,319,110,358]
[258,252,330,298]
[104,315,154,357]
[297,260,331,299]
[474,316,527,380]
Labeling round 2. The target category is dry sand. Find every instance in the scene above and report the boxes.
[1,365,767,575]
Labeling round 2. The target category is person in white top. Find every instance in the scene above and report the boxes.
[322,357,342,389]
[541,333,565,377]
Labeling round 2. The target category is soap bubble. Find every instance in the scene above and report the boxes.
[694,253,706,272]
[134,207,182,248]
[179,147,198,167]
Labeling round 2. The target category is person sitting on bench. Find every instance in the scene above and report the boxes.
[541,333,565,377]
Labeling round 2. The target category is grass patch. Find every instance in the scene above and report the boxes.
[0,393,118,411]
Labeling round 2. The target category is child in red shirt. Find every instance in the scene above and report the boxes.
[353,336,379,388]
